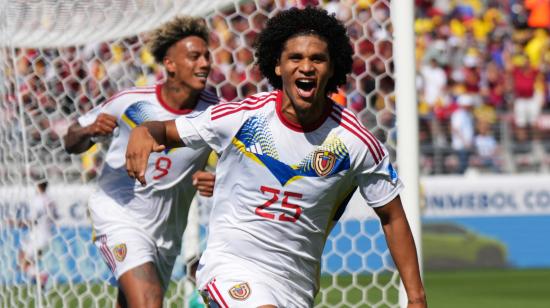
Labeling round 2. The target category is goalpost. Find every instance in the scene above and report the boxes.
[0,1,420,307]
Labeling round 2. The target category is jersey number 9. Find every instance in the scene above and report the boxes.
[153,157,172,180]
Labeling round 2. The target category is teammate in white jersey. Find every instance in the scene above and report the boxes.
[63,16,218,308]
[125,7,426,308]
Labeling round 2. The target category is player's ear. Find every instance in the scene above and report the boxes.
[164,56,175,76]
[275,60,281,77]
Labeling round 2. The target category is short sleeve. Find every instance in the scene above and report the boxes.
[77,105,103,127]
[77,98,121,127]
[175,104,244,153]
[355,144,403,208]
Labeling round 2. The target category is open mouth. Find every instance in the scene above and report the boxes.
[295,79,316,98]
[195,72,208,80]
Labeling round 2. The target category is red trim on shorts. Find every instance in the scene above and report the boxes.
[207,279,229,308]
[98,235,117,273]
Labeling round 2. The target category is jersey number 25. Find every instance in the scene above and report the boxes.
[256,185,302,222]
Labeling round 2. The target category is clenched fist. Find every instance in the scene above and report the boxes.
[88,113,117,137]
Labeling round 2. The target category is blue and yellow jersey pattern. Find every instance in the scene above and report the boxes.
[232,115,351,186]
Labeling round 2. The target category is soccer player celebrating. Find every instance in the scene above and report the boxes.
[63,16,218,307]
[125,7,426,308]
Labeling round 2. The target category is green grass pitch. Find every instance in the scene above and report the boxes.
[3,269,549,307]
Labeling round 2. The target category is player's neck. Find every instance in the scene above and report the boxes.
[281,97,328,128]
[160,81,200,110]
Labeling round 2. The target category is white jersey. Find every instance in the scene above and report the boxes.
[80,84,219,249]
[175,90,402,304]
[28,192,55,236]
[21,192,56,256]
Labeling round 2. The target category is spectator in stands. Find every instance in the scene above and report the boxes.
[474,119,501,172]
[420,57,448,109]
[451,94,476,174]
[481,61,506,110]
[508,54,543,144]
[419,57,448,147]
[525,0,550,28]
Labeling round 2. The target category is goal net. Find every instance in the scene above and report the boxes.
[0,0,403,307]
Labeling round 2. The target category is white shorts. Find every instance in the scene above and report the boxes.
[200,277,279,308]
[88,190,183,290]
[197,254,312,308]
[20,230,51,258]
[93,227,178,290]
[514,93,542,127]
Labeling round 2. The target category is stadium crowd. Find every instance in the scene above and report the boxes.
[2,0,550,181]
[415,0,550,174]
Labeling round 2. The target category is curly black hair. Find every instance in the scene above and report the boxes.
[254,7,353,94]
[149,16,209,64]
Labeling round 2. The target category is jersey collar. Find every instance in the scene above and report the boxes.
[275,90,333,133]
[156,84,195,115]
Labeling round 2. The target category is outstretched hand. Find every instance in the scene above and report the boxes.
[125,126,165,186]
[192,171,216,197]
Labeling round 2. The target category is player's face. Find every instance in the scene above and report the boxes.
[276,34,333,117]
[164,36,211,91]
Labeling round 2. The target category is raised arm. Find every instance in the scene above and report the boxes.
[374,195,427,307]
[63,113,117,154]
[125,119,183,186]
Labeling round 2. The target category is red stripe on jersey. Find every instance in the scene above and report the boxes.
[332,105,385,160]
[338,106,384,159]
[101,88,155,107]
[211,93,276,115]
[330,113,380,164]
[211,94,276,120]
[207,280,229,308]
[211,95,263,113]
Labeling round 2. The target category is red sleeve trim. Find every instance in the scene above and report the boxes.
[211,92,276,120]
[330,105,384,164]
[100,86,155,107]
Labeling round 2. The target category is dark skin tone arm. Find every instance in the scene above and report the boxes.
[374,195,427,307]
[192,170,215,197]
[63,113,117,154]
[125,120,182,186]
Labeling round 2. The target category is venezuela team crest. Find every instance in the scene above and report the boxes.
[313,150,336,177]
[228,282,251,300]
[113,243,127,262]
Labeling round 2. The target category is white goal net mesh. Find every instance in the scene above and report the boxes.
[0,0,401,307]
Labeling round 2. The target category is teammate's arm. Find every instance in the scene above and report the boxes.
[63,113,117,154]
[126,120,183,185]
[373,195,427,308]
